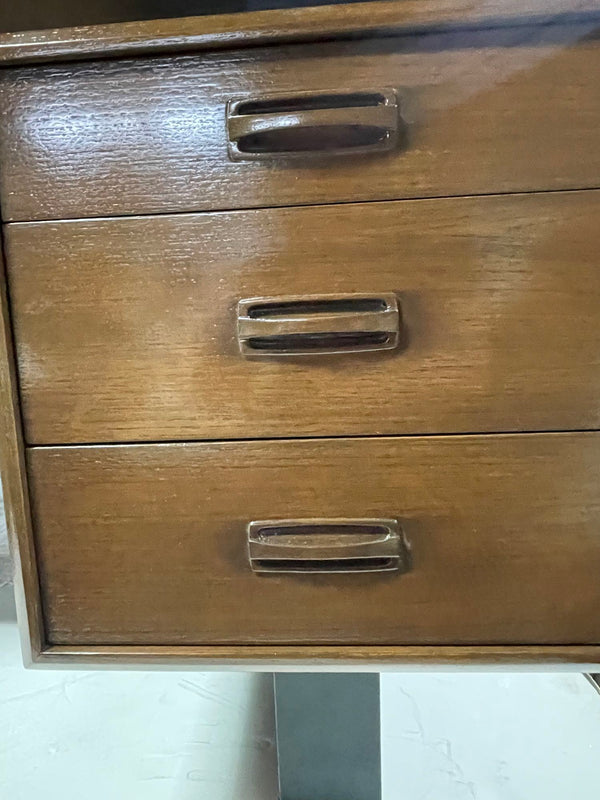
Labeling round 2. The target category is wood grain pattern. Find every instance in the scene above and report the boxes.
[2,22,600,221]
[27,433,600,646]
[7,191,600,444]
[1,0,599,64]
[0,230,43,664]
[38,644,600,669]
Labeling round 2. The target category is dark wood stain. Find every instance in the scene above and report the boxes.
[1,24,600,221]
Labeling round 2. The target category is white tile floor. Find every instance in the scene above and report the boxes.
[1,580,600,800]
[0,585,278,800]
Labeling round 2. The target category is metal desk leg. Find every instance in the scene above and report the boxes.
[274,673,381,800]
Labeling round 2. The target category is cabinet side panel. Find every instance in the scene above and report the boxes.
[0,225,44,663]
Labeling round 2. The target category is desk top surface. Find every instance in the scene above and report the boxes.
[1,0,599,65]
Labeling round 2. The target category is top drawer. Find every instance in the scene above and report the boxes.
[1,22,599,221]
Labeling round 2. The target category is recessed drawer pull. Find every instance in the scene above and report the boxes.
[247,518,408,574]
[227,89,400,160]
[237,293,400,356]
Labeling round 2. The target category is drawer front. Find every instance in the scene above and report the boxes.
[28,433,600,646]
[1,23,599,221]
[8,191,600,445]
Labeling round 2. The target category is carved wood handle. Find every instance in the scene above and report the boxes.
[227,89,400,160]
[237,293,401,356]
[248,518,408,574]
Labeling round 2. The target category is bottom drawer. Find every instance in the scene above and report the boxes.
[28,434,600,647]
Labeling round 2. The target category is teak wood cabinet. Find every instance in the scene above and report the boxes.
[2,0,600,669]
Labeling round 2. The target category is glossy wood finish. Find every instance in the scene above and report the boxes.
[28,433,600,646]
[2,22,600,222]
[225,88,401,160]
[3,2,600,668]
[2,1,600,65]
[0,232,43,665]
[7,191,600,445]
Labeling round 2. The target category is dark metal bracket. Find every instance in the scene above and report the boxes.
[274,673,381,800]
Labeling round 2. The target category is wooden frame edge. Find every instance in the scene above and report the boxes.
[37,644,600,671]
[0,228,44,665]
[2,0,600,65]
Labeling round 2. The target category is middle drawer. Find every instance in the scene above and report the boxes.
[7,190,600,445]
